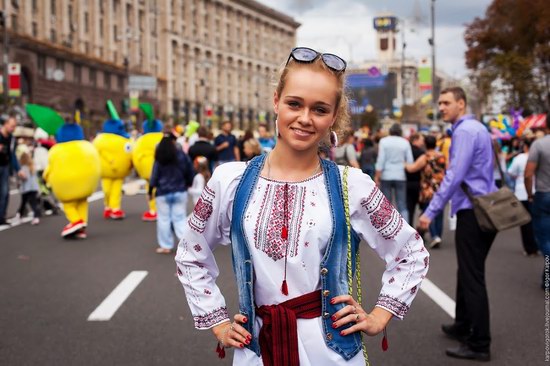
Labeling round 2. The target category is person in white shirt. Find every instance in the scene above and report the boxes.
[374,124,414,221]
[508,138,538,256]
[188,156,211,208]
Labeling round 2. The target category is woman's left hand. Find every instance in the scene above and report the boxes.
[330,295,393,336]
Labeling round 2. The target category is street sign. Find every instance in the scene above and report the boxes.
[8,63,21,97]
[129,90,139,112]
[128,75,157,91]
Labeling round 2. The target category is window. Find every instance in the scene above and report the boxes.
[118,75,124,91]
[105,72,111,89]
[50,29,57,42]
[56,58,64,72]
[11,15,17,32]
[32,22,38,37]
[90,68,96,87]
[99,19,103,37]
[380,38,388,51]
[32,0,38,11]
[84,13,89,32]
[37,54,46,76]
[51,0,56,15]
[74,64,81,83]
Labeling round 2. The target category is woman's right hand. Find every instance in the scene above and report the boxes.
[212,314,251,349]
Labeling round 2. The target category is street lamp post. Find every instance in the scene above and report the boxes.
[1,11,9,112]
[430,0,436,124]
[400,18,407,108]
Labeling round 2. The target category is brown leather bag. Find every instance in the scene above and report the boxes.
[461,146,531,232]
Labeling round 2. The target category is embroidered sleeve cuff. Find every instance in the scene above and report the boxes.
[193,306,230,329]
[376,294,410,320]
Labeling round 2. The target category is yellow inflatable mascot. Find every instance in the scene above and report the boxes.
[93,100,133,220]
[132,103,162,221]
[27,105,100,238]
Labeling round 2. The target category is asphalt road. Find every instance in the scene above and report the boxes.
[0,191,546,366]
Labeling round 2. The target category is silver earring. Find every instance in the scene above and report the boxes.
[330,130,338,147]
[275,118,280,138]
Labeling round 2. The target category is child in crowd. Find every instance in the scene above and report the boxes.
[188,156,211,207]
[17,152,41,225]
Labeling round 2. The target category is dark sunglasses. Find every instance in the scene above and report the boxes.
[285,47,347,72]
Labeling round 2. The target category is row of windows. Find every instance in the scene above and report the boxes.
[36,55,125,91]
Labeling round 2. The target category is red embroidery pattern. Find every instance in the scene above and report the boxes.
[193,307,229,329]
[204,289,211,295]
[189,186,215,233]
[254,183,306,261]
[361,187,404,240]
[376,294,410,318]
[193,244,202,252]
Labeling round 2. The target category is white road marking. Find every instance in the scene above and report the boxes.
[420,278,456,319]
[87,271,148,321]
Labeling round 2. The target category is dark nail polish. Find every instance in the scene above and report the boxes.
[246,335,252,341]
[243,317,248,323]
[245,339,250,345]
[330,299,335,305]
[331,315,336,321]
[240,343,244,348]
[340,331,346,336]
[332,323,337,329]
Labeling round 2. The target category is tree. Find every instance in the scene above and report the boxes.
[464,0,550,114]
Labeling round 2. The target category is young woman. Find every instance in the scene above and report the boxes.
[405,135,446,248]
[149,131,194,254]
[175,47,428,365]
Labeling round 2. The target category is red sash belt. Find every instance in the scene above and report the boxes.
[255,290,322,366]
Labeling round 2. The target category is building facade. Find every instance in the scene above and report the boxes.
[1,0,299,133]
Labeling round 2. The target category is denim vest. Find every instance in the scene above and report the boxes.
[230,154,362,360]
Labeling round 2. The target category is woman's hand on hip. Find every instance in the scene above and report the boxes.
[212,314,251,349]
[330,295,392,336]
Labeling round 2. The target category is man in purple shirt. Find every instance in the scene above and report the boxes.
[419,87,497,362]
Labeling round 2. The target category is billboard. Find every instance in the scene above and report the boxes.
[373,16,397,32]
[347,67,397,116]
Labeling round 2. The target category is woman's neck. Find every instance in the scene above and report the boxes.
[263,145,321,182]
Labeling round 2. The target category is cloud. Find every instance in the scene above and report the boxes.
[257,0,493,78]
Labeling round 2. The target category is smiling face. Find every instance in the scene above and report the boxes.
[273,65,339,154]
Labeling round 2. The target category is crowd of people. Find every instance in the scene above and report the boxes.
[0,55,549,364]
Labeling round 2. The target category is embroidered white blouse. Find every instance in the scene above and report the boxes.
[175,162,429,365]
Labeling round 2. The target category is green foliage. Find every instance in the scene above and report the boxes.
[464,0,550,112]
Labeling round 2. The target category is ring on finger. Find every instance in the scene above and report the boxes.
[355,313,360,322]
[352,306,357,314]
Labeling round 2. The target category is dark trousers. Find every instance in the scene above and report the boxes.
[406,183,420,226]
[520,200,538,255]
[19,191,40,218]
[454,209,496,352]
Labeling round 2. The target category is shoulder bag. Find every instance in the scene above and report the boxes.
[460,144,531,232]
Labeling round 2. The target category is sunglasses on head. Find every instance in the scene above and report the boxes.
[285,47,347,73]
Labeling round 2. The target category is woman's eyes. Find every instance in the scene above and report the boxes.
[286,101,329,114]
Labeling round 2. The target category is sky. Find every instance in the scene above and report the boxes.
[257,0,494,80]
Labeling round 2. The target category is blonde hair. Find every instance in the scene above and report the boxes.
[19,152,34,174]
[274,56,351,141]
[244,138,262,157]
[193,156,211,183]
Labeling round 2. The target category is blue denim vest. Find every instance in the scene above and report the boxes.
[230,154,363,360]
